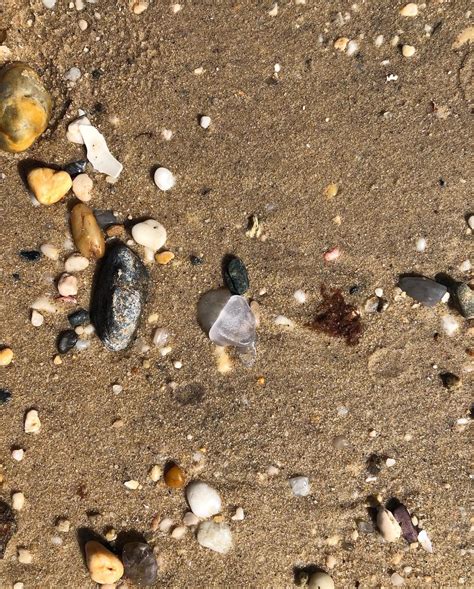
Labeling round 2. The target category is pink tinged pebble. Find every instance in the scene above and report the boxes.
[324,247,341,262]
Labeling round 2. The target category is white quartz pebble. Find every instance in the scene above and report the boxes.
[12,448,24,461]
[24,410,41,434]
[72,173,93,202]
[154,167,175,191]
[440,314,459,337]
[58,273,78,297]
[289,476,310,497]
[400,3,418,17]
[17,548,32,564]
[197,521,233,554]
[31,310,44,327]
[158,517,173,532]
[274,315,295,328]
[200,115,211,129]
[391,572,405,587]
[12,492,25,511]
[171,526,187,540]
[65,254,89,273]
[132,219,167,251]
[231,507,245,521]
[416,237,426,252]
[418,529,433,553]
[346,40,359,56]
[40,243,59,260]
[65,67,81,82]
[183,512,199,527]
[468,216,474,230]
[31,295,57,314]
[308,572,335,589]
[153,328,169,347]
[186,481,222,518]
[294,289,306,304]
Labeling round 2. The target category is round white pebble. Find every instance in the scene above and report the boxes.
[346,40,359,56]
[12,492,25,511]
[171,525,187,539]
[58,273,78,297]
[31,310,44,327]
[183,511,199,526]
[468,216,474,230]
[13,583,24,589]
[402,45,416,58]
[40,243,59,260]
[159,517,173,532]
[289,476,310,497]
[72,173,93,202]
[65,254,89,273]
[173,360,182,369]
[375,287,384,298]
[65,67,81,82]
[308,571,335,589]
[153,327,169,347]
[294,289,306,304]
[186,481,222,518]
[154,167,175,191]
[132,219,167,251]
[78,18,88,30]
[200,115,211,129]
[440,314,459,336]
[391,572,405,586]
[12,449,24,461]
[416,237,426,252]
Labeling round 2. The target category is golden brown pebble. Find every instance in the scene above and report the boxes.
[27,168,72,206]
[105,224,125,238]
[334,37,349,51]
[111,419,124,428]
[0,347,13,366]
[399,3,418,17]
[53,355,62,365]
[164,463,186,489]
[104,528,117,542]
[70,203,105,259]
[129,0,149,14]
[213,514,225,523]
[324,183,339,199]
[155,251,175,265]
[142,359,151,369]
[257,376,266,386]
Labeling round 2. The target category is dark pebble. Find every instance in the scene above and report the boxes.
[455,283,474,319]
[366,453,383,475]
[57,330,78,354]
[349,285,361,295]
[93,209,119,229]
[12,273,20,281]
[63,160,87,177]
[91,241,148,352]
[190,255,204,265]
[19,250,41,262]
[392,503,419,543]
[224,256,249,295]
[0,501,16,559]
[68,308,90,327]
[440,372,461,389]
[122,542,158,587]
[0,389,11,405]
[399,276,447,307]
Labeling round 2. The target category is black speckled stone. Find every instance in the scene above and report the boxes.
[68,308,90,327]
[57,330,78,354]
[91,241,148,352]
[224,256,249,295]
[455,283,474,319]
[399,276,447,307]
[0,390,11,405]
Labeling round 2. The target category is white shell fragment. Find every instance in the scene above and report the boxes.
[377,507,401,542]
[418,529,433,553]
[79,124,123,178]
[67,114,92,144]
[154,167,176,191]
[197,521,233,554]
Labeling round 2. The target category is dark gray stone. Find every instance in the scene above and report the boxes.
[455,283,474,319]
[122,542,158,586]
[63,160,87,177]
[68,308,90,327]
[57,330,78,354]
[392,504,418,543]
[91,241,148,352]
[0,390,11,405]
[0,501,16,559]
[399,276,447,307]
[93,209,119,229]
[224,256,249,295]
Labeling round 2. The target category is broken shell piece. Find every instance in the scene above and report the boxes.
[376,506,401,542]
[79,124,123,178]
[417,529,433,553]
[66,114,92,144]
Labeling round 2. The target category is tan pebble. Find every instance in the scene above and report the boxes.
[324,183,339,199]
[17,548,33,564]
[158,517,173,532]
[452,26,474,50]
[392,552,403,565]
[183,511,199,526]
[142,359,151,369]
[377,507,401,542]
[308,572,335,589]
[147,313,159,324]
[170,525,187,539]
[31,309,44,327]
[53,355,62,365]
[111,419,124,429]
[85,540,124,584]
[78,18,88,30]
[24,409,41,434]
[12,492,25,511]
[130,0,149,14]
[31,295,57,314]
[250,300,261,327]
[150,515,160,531]
[399,3,418,17]
[106,224,125,238]
[65,253,89,273]
[105,528,117,542]
[70,203,105,259]
[213,514,225,523]
[326,555,337,569]
[351,530,359,541]
[334,37,349,51]
[56,518,71,532]
[333,215,342,225]
[214,346,233,374]
[325,534,341,546]
[0,348,13,366]
[155,251,175,265]
[72,173,93,202]
[57,273,78,297]
[148,465,162,482]
[40,243,59,260]
[124,480,140,490]
[402,44,416,57]
[27,168,72,205]
[100,585,116,589]
[391,572,405,586]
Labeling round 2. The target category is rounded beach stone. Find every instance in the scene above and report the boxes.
[154,167,175,191]
[0,348,13,366]
[289,476,310,497]
[72,173,93,202]
[65,253,89,273]
[27,168,72,206]
[57,273,78,297]
[132,219,167,251]
[197,521,233,554]
[122,542,158,586]
[308,571,335,589]
[24,409,41,434]
[57,330,78,354]
[85,540,124,584]
[223,256,249,295]
[186,481,222,518]
[70,203,105,259]
[164,464,186,488]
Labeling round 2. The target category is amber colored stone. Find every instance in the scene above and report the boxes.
[70,203,105,259]
[164,463,185,488]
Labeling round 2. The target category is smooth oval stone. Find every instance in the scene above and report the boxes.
[57,330,78,354]
[455,283,474,319]
[122,542,158,587]
[0,389,11,405]
[0,501,16,559]
[0,62,52,153]
[91,241,148,351]
[399,276,447,307]
[68,308,90,327]
[224,256,249,295]
[19,250,41,261]
[63,159,87,177]
[71,203,105,260]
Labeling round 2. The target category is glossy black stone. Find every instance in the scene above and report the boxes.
[122,542,158,586]
[0,389,11,405]
[19,250,41,261]
[0,501,16,559]
[68,308,90,327]
[91,241,148,352]
[57,330,78,354]
[93,209,119,229]
[223,256,249,295]
[63,160,87,177]
[399,276,447,307]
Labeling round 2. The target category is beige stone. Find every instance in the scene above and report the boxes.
[85,540,124,584]
[27,168,72,205]
[0,347,13,366]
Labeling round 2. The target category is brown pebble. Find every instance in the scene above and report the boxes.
[105,224,125,238]
[324,182,339,199]
[155,251,175,265]
[164,463,185,488]
[70,203,105,259]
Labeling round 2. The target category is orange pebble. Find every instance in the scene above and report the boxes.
[155,251,175,265]
[164,463,185,488]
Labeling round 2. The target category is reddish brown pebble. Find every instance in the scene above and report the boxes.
[105,224,125,238]
[164,464,185,488]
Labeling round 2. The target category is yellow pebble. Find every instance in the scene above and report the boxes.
[0,348,13,366]
[213,514,225,523]
[324,183,339,199]
[155,251,175,265]
[257,376,266,386]
[85,540,124,584]
[334,37,349,51]
[27,168,72,206]
[402,44,416,57]
[53,355,62,365]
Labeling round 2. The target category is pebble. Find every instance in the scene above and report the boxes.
[75,339,90,352]
[455,283,474,319]
[393,503,419,543]
[164,464,186,488]
[40,243,59,260]
[323,246,341,262]
[332,435,350,449]
[274,315,295,328]
[27,168,72,206]
[0,348,13,366]
[183,511,199,526]
[56,518,70,532]
[70,203,105,259]
[65,253,89,273]
[67,115,91,144]
[158,517,173,532]
[149,465,162,482]
[154,167,176,191]
[293,289,306,304]
[324,183,338,199]
[308,572,335,589]
[72,173,93,202]
[418,529,433,553]
[12,449,24,461]
[186,481,222,518]
[197,521,233,554]
[386,457,396,467]
[57,330,78,354]
[326,555,337,569]
[0,501,16,558]
[20,250,41,261]
[399,276,447,307]
[402,45,416,58]
[391,572,405,586]
[85,540,124,584]
[63,160,87,177]
[68,308,90,327]
[231,507,245,521]
[106,224,125,238]
[12,492,25,511]
[65,67,81,82]
[346,40,359,56]
[399,3,418,17]
[440,314,459,337]
[132,219,167,251]
[468,215,474,230]
[17,548,32,564]
[223,256,249,295]
[152,328,169,347]
[124,480,140,490]
[130,0,149,14]
[122,542,158,586]
[105,528,117,541]
[91,242,148,351]
[334,37,349,51]
[289,476,310,497]
[57,273,78,297]
[459,259,472,273]
[440,372,461,389]
[200,115,211,129]
[13,583,24,589]
[161,129,173,141]
[170,525,187,539]
[155,251,175,265]
[24,410,41,434]
[78,19,88,30]
[377,507,402,542]
[416,237,426,252]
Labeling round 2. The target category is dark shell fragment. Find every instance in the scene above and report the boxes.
[93,209,119,229]
[63,159,87,177]
[399,276,447,307]
[224,256,249,295]
[19,250,41,261]
[91,241,148,352]
[122,542,158,586]
[0,501,16,559]
[0,389,11,405]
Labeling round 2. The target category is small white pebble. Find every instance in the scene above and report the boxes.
[459,259,472,273]
[83,324,95,335]
[171,525,187,539]
[293,289,306,304]
[267,465,280,476]
[402,45,416,58]
[200,115,211,129]
[13,583,24,589]
[159,517,174,532]
[268,2,278,16]
[274,315,295,328]
[441,291,450,304]
[274,63,281,73]
[57,273,78,297]
[75,339,90,351]
[399,3,418,17]
[112,384,123,394]
[42,0,56,8]
[231,507,245,521]
[171,3,182,13]
[31,310,44,327]
[40,243,59,260]
[12,449,24,461]
[374,34,384,47]
[24,410,41,434]
[124,480,140,490]
[72,173,93,202]
[369,429,377,438]
[289,476,310,497]
[183,511,200,526]
[173,360,183,369]
[17,548,32,564]
[154,167,176,191]
[162,129,173,141]
[153,327,169,347]
[50,535,63,546]
[391,572,405,586]
[64,67,81,82]
[374,287,384,298]
[337,406,349,417]
[56,518,71,533]
[346,40,359,56]
[416,237,426,252]
[457,417,469,425]
[65,254,89,273]
[160,345,172,356]
[468,216,474,230]
[326,555,337,569]
[386,458,396,467]
[440,314,459,337]
[78,18,88,30]
[149,465,162,482]
[12,492,25,511]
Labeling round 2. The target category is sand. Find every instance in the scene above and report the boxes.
[0,0,473,587]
